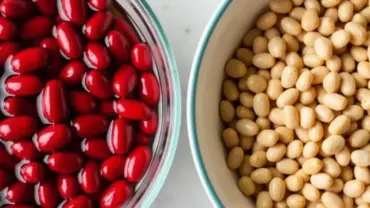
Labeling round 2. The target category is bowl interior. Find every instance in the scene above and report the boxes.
[190,0,268,207]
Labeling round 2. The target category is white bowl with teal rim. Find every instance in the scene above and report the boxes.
[187,0,267,207]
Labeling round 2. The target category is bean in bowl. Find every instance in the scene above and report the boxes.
[0,0,160,207]
[221,0,370,207]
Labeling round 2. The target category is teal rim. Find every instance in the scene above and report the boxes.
[140,1,182,207]
[187,0,231,207]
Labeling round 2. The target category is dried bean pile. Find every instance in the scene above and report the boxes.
[220,0,370,207]
[0,0,160,207]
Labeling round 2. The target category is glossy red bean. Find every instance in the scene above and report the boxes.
[0,17,17,40]
[40,37,63,76]
[112,65,138,97]
[82,138,111,160]
[59,60,86,85]
[36,181,59,208]
[56,22,83,59]
[84,42,111,70]
[11,47,49,74]
[0,145,18,170]
[99,100,116,116]
[124,145,152,182]
[40,79,69,123]
[72,114,109,138]
[11,141,39,160]
[131,43,152,71]
[6,181,34,203]
[3,97,37,117]
[100,180,133,208]
[36,124,72,152]
[100,155,126,181]
[47,152,83,174]
[105,30,131,64]
[0,0,35,18]
[4,206,36,208]
[107,118,134,154]
[57,174,80,199]
[140,72,160,106]
[69,91,97,114]
[5,75,43,97]
[84,70,113,100]
[20,162,45,183]
[0,168,12,190]
[34,0,56,15]
[64,195,93,208]
[139,110,158,135]
[0,116,38,141]
[88,0,111,11]
[20,16,53,40]
[0,41,19,65]
[114,17,140,45]
[84,12,113,40]
[59,0,87,25]
[79,161,101,194]
[135,132,151,145]
[40,37,59,53]
[115,99,151,120]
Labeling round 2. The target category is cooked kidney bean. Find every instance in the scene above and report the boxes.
[0,1,158,206]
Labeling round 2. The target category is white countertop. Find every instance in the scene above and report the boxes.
[146,0,222,207]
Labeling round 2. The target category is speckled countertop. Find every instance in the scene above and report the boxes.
[146,0,222,207]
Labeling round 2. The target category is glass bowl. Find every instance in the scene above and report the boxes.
[116,0,182,207]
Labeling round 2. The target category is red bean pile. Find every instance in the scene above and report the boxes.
[0,0,160,207]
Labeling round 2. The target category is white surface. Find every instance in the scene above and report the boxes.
[146,0,222,207]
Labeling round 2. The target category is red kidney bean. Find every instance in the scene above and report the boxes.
[0,0,35,18]
[105,30,131,64]
[0,168,12,190]
[72,114,109,138]
[40,37,59,53]
[59,60,86,85]
[0,41,19,65]
[112,65,138,97]
[5,75,43,97]
[56,22,83,59]
[3,97,37,117]
[99,100,116,117]
[59,0,87,25]
[100,180,133,208]
[0,17,17,40]
[131,43,152,71]
[47,152,83,174]
[20,162,45,183]
[114,17,140,45]
[36,181,59,208]
[40,37,63,76]
[84,42,111,70]
[115,99,151,120]
[88,0,111,11]
[20,16,53,40]
[5,206,36,208]
[11,141,39,160]
[0,116,38,141]
[0,145,18,170]
[139,110,158,135]
[11,47,49,74]
[69,91,97,114]
[140,72,160,106]
[124,145,151,182]
[57,174,80,199]
[64,195,93,208]
[34,0,56,15]
[82,138,111,160]
[36,124,72,152]
[107,118,134,154]
[79,161,101,194]
[6,181,34,203]
[135,132,151,145]
[41,79,69,123]
[84,12,113,40]
[100,155,126,181]
[84,70,113,99]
